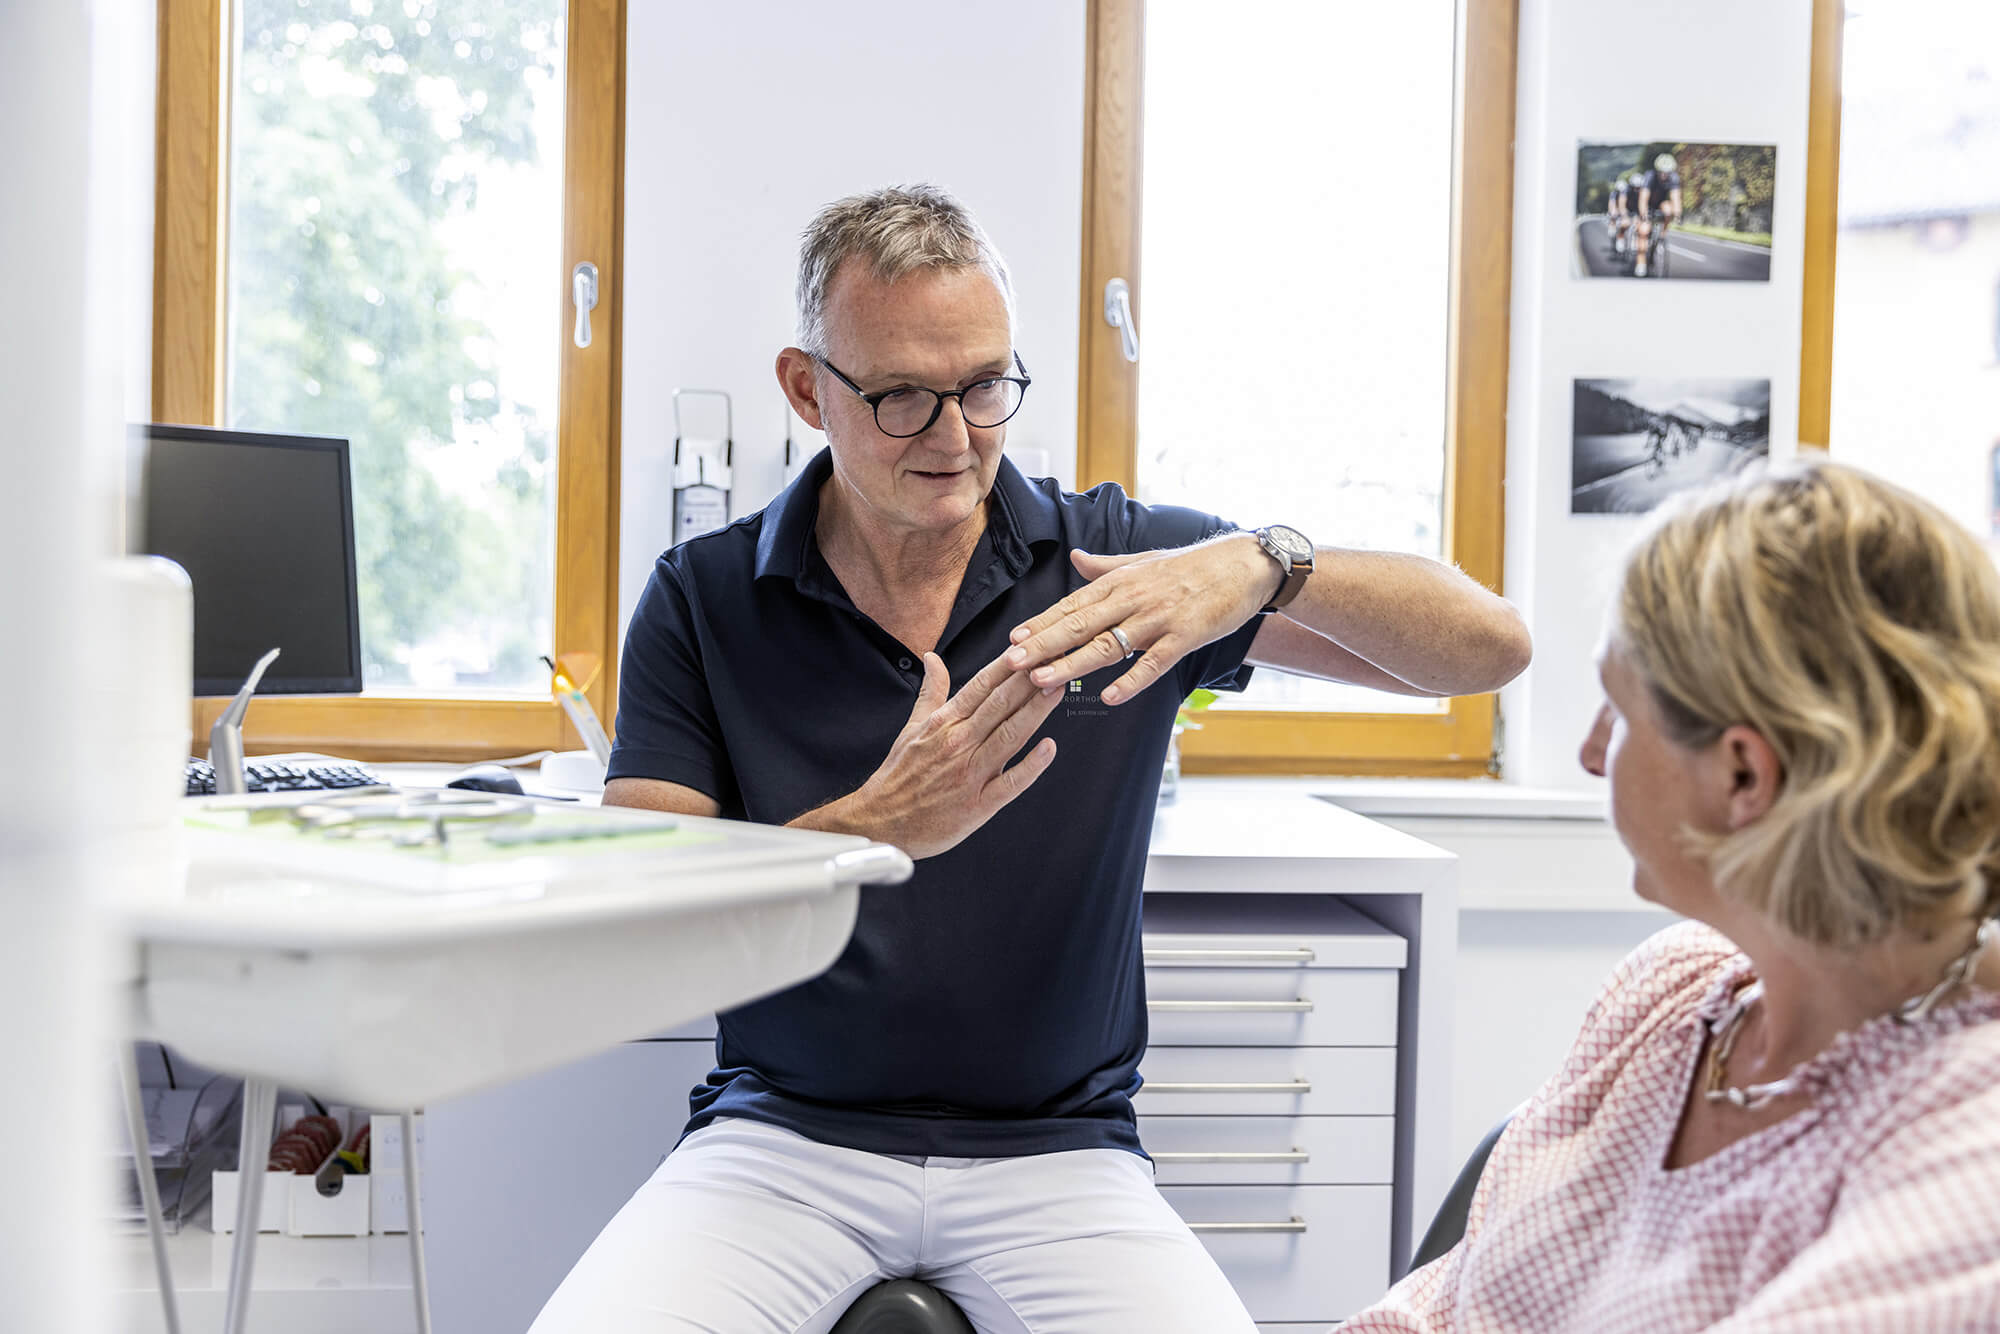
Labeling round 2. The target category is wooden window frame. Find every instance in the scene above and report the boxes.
[1077,0,1518,777]
[1798,0,1843,450]
[155,0,625,763]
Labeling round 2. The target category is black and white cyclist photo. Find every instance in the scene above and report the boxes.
[1573,141,1775,280]
[1571,378,1770,514]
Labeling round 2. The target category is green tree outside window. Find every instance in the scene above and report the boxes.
[227,0,562,689]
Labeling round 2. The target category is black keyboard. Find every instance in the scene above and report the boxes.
[184,756,387,797]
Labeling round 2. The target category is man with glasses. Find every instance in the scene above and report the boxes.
[536,185,1531,1333]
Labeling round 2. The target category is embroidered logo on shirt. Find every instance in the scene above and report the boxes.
[1065,679,1109,718]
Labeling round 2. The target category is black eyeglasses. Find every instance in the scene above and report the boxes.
[815,352,1032,439]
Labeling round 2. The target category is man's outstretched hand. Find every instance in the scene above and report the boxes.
[1002,538,1277,706]
[792,648,1064,860]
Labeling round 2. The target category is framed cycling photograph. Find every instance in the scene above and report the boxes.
[1571,378,1772,513]
[1573,141,1776,280]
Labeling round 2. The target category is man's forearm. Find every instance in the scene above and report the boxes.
[1275,544,1531,696]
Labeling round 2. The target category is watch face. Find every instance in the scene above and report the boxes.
[1266,525,1313,559]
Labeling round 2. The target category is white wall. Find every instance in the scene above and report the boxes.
[1457,905,1672,1145]
[618,0,1087,628]
[1498,0,1817,789]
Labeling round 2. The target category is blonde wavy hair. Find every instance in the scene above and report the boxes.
[1615,457,2000,946]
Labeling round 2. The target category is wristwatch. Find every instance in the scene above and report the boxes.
[1254,525,1315,613]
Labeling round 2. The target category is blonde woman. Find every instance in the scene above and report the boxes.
[1350,459,2000,1332]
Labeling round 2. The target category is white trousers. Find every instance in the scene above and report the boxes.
[529,1117,1258,1334]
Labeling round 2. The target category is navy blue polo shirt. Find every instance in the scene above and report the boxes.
[609,448,1261,1159]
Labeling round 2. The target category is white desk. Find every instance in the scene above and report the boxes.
[127,796,905,1109]
[117,785,911,1332]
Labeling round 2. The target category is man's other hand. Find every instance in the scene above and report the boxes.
[1003,536,1275,706]
[794,649,1062,860]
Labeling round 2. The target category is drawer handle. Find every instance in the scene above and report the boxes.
[1152,1150,1309,1164]
[1148,999,1313,1013]
[1140,1080,1312,1095]
[1187,1218,1308,1234]
[1144,948,1315,965]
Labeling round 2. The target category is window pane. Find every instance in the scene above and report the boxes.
[1137,1,1458,714]
[1828,0,2000,548]
[226,0,565,691]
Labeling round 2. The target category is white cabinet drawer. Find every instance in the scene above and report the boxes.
[1135,1047,1395,1116]
[1140,1115,1393,1186]
[1145,966,1399,1047]
[1161,1184,1391,1325]
[1142,895,1407,971]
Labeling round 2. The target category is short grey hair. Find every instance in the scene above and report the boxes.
[795,184,1016,357]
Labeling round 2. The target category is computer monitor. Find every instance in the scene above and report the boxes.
[138,423,364,696]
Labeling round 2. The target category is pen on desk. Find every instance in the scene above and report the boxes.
[541,653,613,766]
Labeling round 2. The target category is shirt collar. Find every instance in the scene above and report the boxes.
[753,447,1062,585]
[752,446,830,583]
[987,451,1063,575]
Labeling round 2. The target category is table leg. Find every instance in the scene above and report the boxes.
[402,1111,433,1334]
[224,1079,277,1334]
[117,1043,181,1334]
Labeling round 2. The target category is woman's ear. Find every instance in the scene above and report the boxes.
[1717,723,1783,829]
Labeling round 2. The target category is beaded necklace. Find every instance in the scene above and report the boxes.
[1703,916,1999,1111]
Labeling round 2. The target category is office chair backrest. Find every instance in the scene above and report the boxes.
[1406,1112,1516,1275]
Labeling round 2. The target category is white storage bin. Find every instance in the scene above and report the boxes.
[213,1107,372,1237]
[210,1166,289,1234]
[289,1161,370,1236]
[369,1112,425,1235]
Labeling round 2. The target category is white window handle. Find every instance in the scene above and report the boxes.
[572,261,599,348]
[1103,277,1140,363]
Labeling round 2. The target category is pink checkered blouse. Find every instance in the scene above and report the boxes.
[1347,922,2000,1333]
